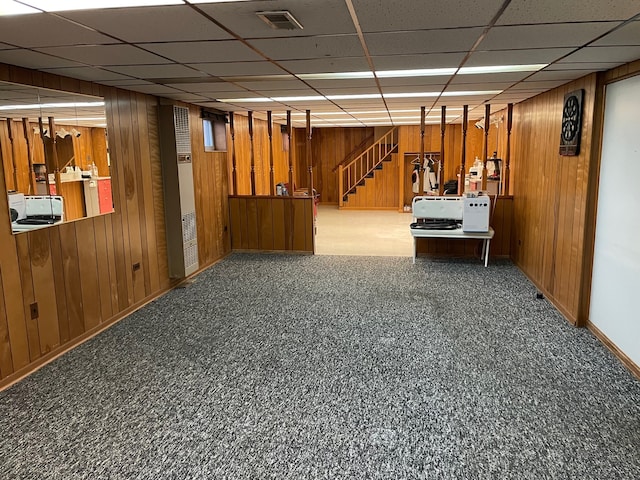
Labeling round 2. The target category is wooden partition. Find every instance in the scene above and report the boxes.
[510,74,598,325]
[228,196,314,253]
[0,63,231,389]
[415,196,513,258]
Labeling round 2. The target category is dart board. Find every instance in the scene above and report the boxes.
[559,89,584,156]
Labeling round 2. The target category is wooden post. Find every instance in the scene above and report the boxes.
[229,112,237,195]
[287,110,294,193]
[48,117,62,198]
[6,118,19,191]
[420,106,425,194]
[439,106,446,195]
[338,165,344,208]
[482,104,491,191]
[504,103,513,196]
[267,111,275,196]
[459,105,468,195]
[22,118,37,194]
[306,110,313,197]
[38,117,51,196]
[248,111,255,196]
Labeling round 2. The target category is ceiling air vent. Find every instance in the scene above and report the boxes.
[256,10,303,30]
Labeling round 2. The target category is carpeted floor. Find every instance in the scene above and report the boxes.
[1,254,639,479]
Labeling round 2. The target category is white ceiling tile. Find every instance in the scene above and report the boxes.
[372,53,466,70]
[278,57,370,74]
[0,14,115,48]
[526,70,594,82]
[160,92,211,102]
[197,0,356,38]
[34,45,171,66]
[99,79,152,86]
[315,86,380,95]
[511,80,568,89]
[40,67,133,82]
[188,61,285,76]
[250,88,318,97]
[480,22,621,50]
[0,49,83,69]
[592,21,640,46]
[352,0,506,31]
[378,77,451,88]
[60,6,231,43]
[141,40,263,63]
[562,45,640,63]
[164,82,249,94]
[0,43,15,50]
[446,81,517,91]
[304,78,378,89]
[497,0,640,24]
[124,84,184,95]
[235,79,310,90]
[249,36,363,61]
[453,72,532,83]
[381,85,446,94]
[466,48,574,66]
[545,62,622,71]
[366,28,482,56]
[106,64,206,79]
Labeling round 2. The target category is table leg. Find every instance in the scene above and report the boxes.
[484,239,491,267]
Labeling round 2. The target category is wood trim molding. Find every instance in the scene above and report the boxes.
[588,321,640,380]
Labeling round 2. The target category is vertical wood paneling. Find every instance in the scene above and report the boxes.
[511,74,598,324]
[0,63,231,387]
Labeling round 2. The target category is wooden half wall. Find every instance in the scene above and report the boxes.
[228,196,314,253]
[0,63,231,389]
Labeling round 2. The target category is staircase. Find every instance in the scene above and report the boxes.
[338,127,398,207]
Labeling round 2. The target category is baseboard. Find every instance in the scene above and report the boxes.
[339,206,398,211]
[588,321,640,380]
[231,249,313,255]
[0,252,230,392]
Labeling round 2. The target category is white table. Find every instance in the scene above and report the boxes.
[410,227,495,266]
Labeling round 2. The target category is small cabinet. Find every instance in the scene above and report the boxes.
[97,177,113,214]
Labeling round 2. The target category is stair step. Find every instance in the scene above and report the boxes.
[375,164,383,169]
[366,173,374,178]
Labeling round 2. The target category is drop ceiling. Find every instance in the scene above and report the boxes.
[0,0,638,127]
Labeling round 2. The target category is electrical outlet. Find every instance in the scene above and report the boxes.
[132,262,141,272]
[30,302,38,319]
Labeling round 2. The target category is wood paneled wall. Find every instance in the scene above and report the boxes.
[510,74,598,325]
[0,63,230,389]
[228,196,314,253]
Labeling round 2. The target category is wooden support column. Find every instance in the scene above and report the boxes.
[459,105,468,195]
[504,103,513,196]
[420,106,425,194]
[267,111,275,195]
[248,111,256,196]
[22,118,37,195]
[38,117,51,196]
[287,110,294,193]
[229,112,237,195]
[338,165,344,207]
[48,117,62,197]
[439,106,446,195]
[481,104,491,191]
[6,118,18,191]
[306,110,313,195]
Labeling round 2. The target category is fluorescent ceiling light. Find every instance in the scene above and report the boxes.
[440,90,502,96]
[2,0,183,14]
[219,92,500,103]
[458,64,547,74]
[376,68,457,78]
[53,117,107,122]
[0,1,39,14]
[0,101,105,110]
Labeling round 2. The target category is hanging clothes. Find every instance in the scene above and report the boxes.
[423,158,431,192]
[411,164,420,194]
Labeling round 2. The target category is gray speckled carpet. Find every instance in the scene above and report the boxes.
[1,254,639,480]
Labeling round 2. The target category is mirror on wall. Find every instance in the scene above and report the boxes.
[0,81,112,234]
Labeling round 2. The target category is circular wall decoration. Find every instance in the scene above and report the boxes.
[559,89,584,156]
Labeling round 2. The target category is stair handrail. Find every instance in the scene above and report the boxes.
[332,133,375,173]
[339,127,398,205]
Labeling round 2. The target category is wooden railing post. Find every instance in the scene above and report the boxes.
[420,106,425,194]
[287,110,294,193]
[22,118,37,195]
[306,110,313,196]
[504,103,513,196]
[267,110,275,195]
[229,112,237,195]
[6,118,18,191]
[439,105,446,195]
[338,165,344,207]
[459,105,468,195]
[482,104,491,191]
[48,116,62,198]
[248,111,256,195]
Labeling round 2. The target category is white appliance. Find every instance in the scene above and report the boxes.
[8,192,26,221]
[159,104,199,278]
[462,195,490,232]
[11,195,64,232]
